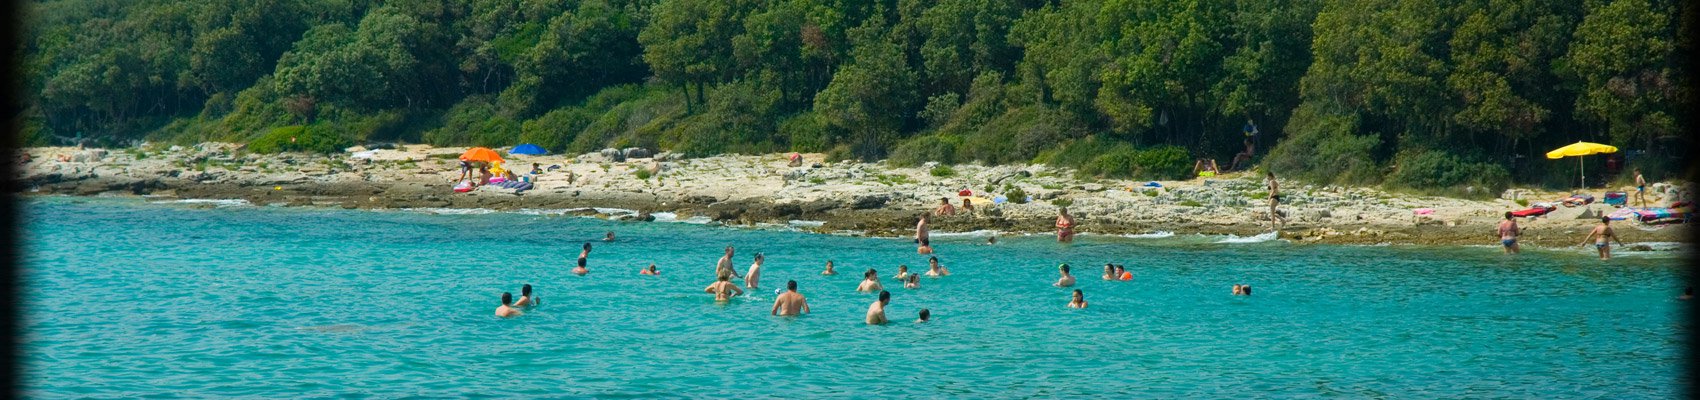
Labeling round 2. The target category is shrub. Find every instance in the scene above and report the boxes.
[1264,103,1381,185]
[1178,200,1202,207]
[424,96,519,147]
[890,134,963,166]
[520,107,592,153]
[1051,198,1073,207]
[779,112,829,152]
[1005,185,1028,204]
[1132,146,1191,180]
[247,125,350,154]
[634,169,652,180]
[1386,149,1510,195]
[930,164,956,177]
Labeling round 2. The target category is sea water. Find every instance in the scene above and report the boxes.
[22,196,1688,397]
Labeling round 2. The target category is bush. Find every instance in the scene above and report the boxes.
[1132,145,1191,180]
[246,125,351,154]
[424,96,519,147]
[1004,184,1028,204]
[958,106,1082,164]
[889,134,963,166]
[634,169,652,180]
[1386,149,1510,195]
[520,107,593,153]
[1264,104,1381,185]
[779,112,830,152]
[930,164,956,177]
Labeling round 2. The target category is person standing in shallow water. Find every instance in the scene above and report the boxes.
[716,246,740,279]
[866,290,891,325]
[822,260,837,275]
[925,257,950,276]
[512,284,538,307]
[1055,207,1076,243]
[1266,171,1285,228]
[857,269,883,293]
[705,271,744,301]
[1579,216,1626,260]
[744,253,765,289]
[771,280,810,316]
[916,213,933,254]
[572,242,591,275]
[496,292,522,317]
[1497,212,1522,254]
[1054,264,1076,287]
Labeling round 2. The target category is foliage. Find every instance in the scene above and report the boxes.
[929,164,956,177]
[246,124,351,154]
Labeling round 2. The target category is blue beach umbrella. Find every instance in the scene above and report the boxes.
[509,144,547,155]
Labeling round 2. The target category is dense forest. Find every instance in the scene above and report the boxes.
[15,0,1692,192]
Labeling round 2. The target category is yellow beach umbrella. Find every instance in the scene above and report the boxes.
[1545,141,1617,189]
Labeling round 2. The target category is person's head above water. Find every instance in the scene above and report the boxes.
[1104,264,1114,274]
[919,308,930,321]
[725,245,734,255]
[865,268,878,279]
[898,265,908,272]
[879,290,891,304]
[787,280,798,292]
[583,242,593,251]
[754,253,764,262]
[1060,263,1070,274]
[1072,289,1083,300]
[929,256,939,265]
[605,231,614,239]
[501,292,513,305]
[521,284,532,296]
[908,274,919,284]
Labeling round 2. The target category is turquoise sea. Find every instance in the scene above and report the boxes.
[22,196,1688,397]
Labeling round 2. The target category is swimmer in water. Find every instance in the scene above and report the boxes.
[986,235,997,245]
[904,273,920,289]
[496,292,522,317]
[716,245,741,279]
[1680,287,1693,301]
[572,242,591,275]
[1579,216,1626,260]
[1232,284,1254,296]
[744,253,765,289]
[640,263,659,275]
[1054,264,1076,287]
[771,280,811,316]
[893,265,911,281]
[1102,264,1116,280]
[917,308,930,322]
[917,237,934,255]
[857,269,884,293]
[513,284,538,307]
[822,260,838,276]
[924,256,950,276]
[604,231,616,242]
[866,290,891,325]
[1067,289,1087,308]
[1114,264,1130,281]
[704,271,744,301]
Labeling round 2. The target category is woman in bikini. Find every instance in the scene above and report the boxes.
[1055,207,1076,243]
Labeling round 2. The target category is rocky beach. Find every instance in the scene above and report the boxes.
[17,143,1689,247]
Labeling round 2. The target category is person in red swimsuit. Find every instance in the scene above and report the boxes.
[1055,207,1076,243]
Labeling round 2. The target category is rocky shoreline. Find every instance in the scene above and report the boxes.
[17,144,1689,248]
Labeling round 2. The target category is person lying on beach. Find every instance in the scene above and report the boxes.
[512,284,538,307]
[1067,289,1087,309]
[904,274,920,289]
[917,308,930,323]
[1054,264,1075,287]
[604,231,616,242]
[1497,212,1521,254]
[771,280,810,316]
[705,271,744,301]
[925,257,950,276]
[640,263,659,275]
[716,246,741,279]
[1579,216,1626,260]
[893,265,911,281]
[935,197,956,216]
[857,269,883,293]
[822,260,837,276]
[744,253,765,289]
[1103,264,1116,281]
[496,292,523,317]
[866,290,891,325]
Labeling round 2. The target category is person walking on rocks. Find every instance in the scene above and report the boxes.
[1266,171,1285,229]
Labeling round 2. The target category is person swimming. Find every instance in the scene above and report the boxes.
[1112,264,1131,281]
[716,245,741,279]
[1103,264,1116,281]
[904,273,920,289]
[1497,211,1522,254]
[1232,284,1254,296]
[893,265,911,281]
[1054,264,1076,287]
[924,256,950,276]
[1579,216,1626,260]
[512,284,538,307]
[496,292,523,317]
[1055,207,1076,243]
[1680,287,1693,301]
[771,280,811,316]
[744,253,765,289]
[917,308,931,322]
[822,260,838,275]
[704,271,745,301]
[866,290,891,325]
[604,231,616,242]
[857,269,884,293]
[640,263,659,275]
[572,242,591,275]
[1067,289,1087,308]
[986,235,996,245]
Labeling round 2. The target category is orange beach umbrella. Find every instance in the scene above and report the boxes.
[459,147,504,164]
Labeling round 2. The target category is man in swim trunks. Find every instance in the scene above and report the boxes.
[744,253,765,289]
[917,238,933,255]
[893,265,911,281]
[866,290,891,325]
[916,213,932,253]
[704,271,745,301]
[1056,207,1076,242]
[1266,171,1284,228]
[496,292,523,317]
[716,245,741,279]
[935,197,956,216]
[1054,264,1076,287]
[1067,289,1087,308]
[1580,216,1626,260]
[1497,212,1522,254]
[822,260,837,275]
[1634,168,1648,207]
[640,263,659,275]
[857,269,884,292]
[771,280,811,316]
[572,242,591,275]
[513,284,538,307]
[924,257,950,276]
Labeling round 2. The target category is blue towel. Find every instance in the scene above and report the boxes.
[1142,181,1163,188]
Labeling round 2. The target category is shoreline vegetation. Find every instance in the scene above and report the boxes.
[18,144,1689,248]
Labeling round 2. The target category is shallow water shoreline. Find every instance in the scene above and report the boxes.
[17,144,1689,248]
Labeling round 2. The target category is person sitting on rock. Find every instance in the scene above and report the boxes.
[788,153,803,167]
[934,197,956,216]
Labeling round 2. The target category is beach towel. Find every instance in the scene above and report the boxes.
[1603,191,1627,206]
[453,181,475,193]
[1509,206,1556,218]
[1142,181,1163,188]
[1412,208,1434,215]
[1606,208,1640,221]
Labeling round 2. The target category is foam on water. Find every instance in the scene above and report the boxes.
[155,198,252,207]
[1215,231,1280,243]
